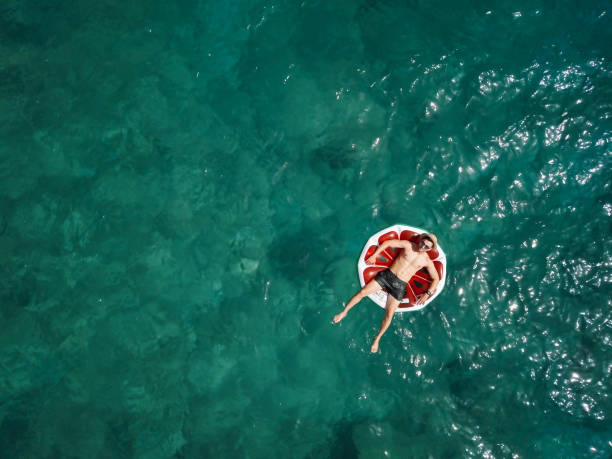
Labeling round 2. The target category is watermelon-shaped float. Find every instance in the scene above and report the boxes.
[357,224,446,312]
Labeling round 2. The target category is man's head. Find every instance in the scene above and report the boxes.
[418,233,437,252]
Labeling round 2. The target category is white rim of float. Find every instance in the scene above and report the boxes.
[357,224,447,313]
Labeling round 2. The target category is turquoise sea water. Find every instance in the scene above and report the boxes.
[1,0,611,457]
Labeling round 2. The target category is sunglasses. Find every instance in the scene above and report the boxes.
[420,240,433,251]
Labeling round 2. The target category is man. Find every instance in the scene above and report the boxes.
[333,233,440,353]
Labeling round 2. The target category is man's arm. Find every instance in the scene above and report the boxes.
[425,258,440,294]
[367,240,411,264]
[415,259,440,305]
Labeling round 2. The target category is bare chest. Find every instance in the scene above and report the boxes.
[396,248,426,268]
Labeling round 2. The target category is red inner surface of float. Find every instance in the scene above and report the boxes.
[363,230,443,308]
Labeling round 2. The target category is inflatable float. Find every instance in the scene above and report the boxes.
[357,224,446,312]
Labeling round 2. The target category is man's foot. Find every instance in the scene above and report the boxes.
[370,340,379,353]
[333,311,347,323]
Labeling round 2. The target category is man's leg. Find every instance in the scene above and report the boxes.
[333,279,382,323]
[371,295,400,353]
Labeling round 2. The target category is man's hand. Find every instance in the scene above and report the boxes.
[415,294,428,305]
[366,255,377,265]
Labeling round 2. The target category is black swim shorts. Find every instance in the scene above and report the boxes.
[374,269,407,301]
